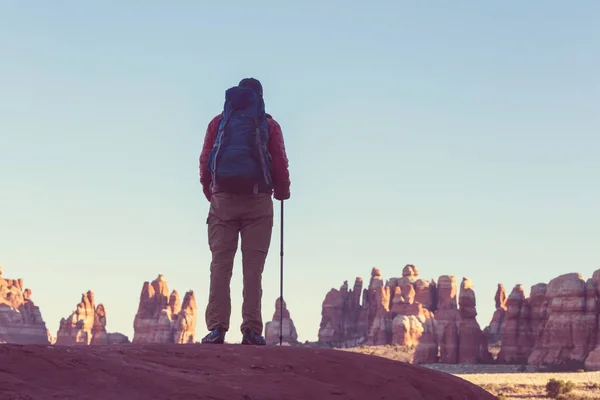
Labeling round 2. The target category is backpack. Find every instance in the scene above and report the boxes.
[207,86,273,194]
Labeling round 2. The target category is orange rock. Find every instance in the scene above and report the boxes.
[497,284,534,364]
[318,266,488,365]
[0,265,50,344]
[132,274,197,344]
[528,273,596,366]
[487,283,507,344]
[585,269,600,371]
[56,291,129,345]
[458,278,492,364]
[265,297,299,345]
[529,283,548,337]
[318,277,365,347]
[435,275,459,364]
[173,290,197,344]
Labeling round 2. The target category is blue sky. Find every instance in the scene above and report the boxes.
[1,1,598,344]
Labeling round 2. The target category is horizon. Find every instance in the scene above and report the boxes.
[1,1,599,344]
[3,263,600,343]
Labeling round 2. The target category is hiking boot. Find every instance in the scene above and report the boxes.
[201,327,226,344]
[241,329,266,346]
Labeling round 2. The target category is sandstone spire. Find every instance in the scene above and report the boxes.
[487,283,507,344]
[133,274,197,344]
[56,291,129,345]
[0,266,50,344]
[265,297,299,345]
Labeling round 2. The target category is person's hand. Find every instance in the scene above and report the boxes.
[274,189,290,201]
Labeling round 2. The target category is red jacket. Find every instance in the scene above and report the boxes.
[199,113,291,201]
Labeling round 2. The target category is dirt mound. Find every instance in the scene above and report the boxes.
[0,343,494,400]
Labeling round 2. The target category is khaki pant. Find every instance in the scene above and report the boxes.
[205,192,273,335]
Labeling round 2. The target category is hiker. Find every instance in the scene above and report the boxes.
[198,78,291,345]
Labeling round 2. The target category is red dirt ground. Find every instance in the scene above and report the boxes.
[0,343,495,400]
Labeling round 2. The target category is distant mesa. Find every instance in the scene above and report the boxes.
[55,290,129,345]
[0,264,51,345]
[132,274,197,344]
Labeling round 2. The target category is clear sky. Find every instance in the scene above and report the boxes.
[1,1,599,344]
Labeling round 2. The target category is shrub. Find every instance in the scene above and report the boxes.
[586,382,600,390]
[496,395,507,400]
[546,379,576,398]
[541,360,586,372]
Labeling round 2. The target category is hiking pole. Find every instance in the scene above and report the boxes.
[279,200,284,346]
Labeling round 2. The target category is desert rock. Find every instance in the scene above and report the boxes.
[318,277,365,347]
[132,274,197,344]
[458,278,492,363]
[497,284,534,363]
[55,291,130,345]
[585,269,600,371]
[391,290,438,363]
[529,283,549,337]
[265,297,299,345]
[586,347,600,371]
[366,274,392,346]
[487,283,507,344]
[435,275,459,363]
[173,290,197,344]
[319,265,487,365]
[0,343,497,400]
[528,273,597,366]
[0,265,50,344]
[55,290,97,345]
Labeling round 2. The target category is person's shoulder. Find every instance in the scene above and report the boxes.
[266,113,281,129]
[207,113,223,131]
[210,113,223,124]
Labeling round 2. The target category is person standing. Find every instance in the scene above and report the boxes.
[198,78,291,345]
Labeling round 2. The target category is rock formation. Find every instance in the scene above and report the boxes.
[265,297,299,345]
[494,269,600,370]
[366,268,392,346]
[318,277,365,347]
[389,267,437,363]
[487,284,507,344]
[47,329,57,345]
[0,265,50,344]
[458,278,492,364]
[529,283,548,337]
[528,273,598,367]
[173,290,197,344]
[496,284,534,364]
[435,275,460,363]
[585,269,600,371]
[55,290,130,345]
[0,343,501,400]
[318,265,489,364]
[132,274,197,344]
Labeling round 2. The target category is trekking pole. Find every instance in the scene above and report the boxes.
[279,200,284,346]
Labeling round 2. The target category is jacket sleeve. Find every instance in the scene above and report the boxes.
[199,114,221,191]
[267,118,291,200]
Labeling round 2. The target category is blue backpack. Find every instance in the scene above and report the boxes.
[207,86,273,194]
